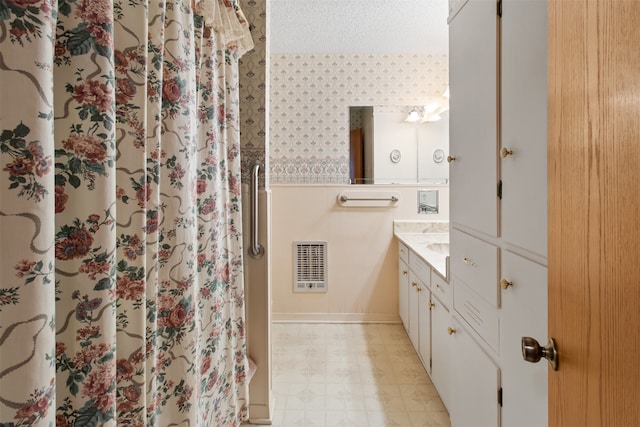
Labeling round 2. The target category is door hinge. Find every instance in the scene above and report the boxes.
[497,180,502,199]
[498,387,503,407]
[497,0,502,17]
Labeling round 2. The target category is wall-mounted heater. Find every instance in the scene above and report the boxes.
[293,241,328,292]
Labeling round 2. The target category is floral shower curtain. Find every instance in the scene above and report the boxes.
[0,0,254,425]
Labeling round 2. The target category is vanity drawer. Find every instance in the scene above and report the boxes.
[410,252,432,284]
[454,280,499,352]
[399,242,409,264]
[431,270,452,308]
[450,229,499,307]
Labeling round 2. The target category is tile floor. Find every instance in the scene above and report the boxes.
[249,323,450,427]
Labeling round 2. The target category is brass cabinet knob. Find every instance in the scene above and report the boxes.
[500,147,514,158]
[411,282,417,287]
[501,278,513,289]
[403,270,408,275]
[447,155,456,163]
[428,301,435,309]
[447,327,456,335]
[416,287,422,293]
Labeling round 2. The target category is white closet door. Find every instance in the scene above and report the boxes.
[399,258,409,331]
[418,288,432,374]
[500,0,548,257]
[500,250,547,427]
[431,295,452,411]
[449,0,499,236]
[408,271,422,349]
[450,316,500,427]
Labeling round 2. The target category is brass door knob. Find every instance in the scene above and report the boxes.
[500,278,513,289]
[500,147,514,158]
[447,155,456,163]
[522,336,559,371]
[447,327,456,335]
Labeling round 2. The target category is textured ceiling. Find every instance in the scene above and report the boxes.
[269,0,449,54]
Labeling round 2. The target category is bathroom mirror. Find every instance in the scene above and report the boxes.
[349,105,449,185]
[269,0,450,185]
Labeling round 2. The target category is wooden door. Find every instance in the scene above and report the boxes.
[349,128,364,184]
[548,1,640,425]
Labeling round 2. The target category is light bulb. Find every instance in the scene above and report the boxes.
[405,110,421,122]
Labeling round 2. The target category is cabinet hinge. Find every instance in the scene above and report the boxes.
[498,387,503,407]
[430,358,433,369]
[497,0,502,17]
[497,180,502,200]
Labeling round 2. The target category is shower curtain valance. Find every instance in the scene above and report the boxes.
[196,0,255,56]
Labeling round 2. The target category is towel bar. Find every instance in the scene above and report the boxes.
[339,195,399,203]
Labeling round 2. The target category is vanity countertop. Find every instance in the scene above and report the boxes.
[394,221,449,280]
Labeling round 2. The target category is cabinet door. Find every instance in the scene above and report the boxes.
[450,317,500,427]
[449,0,499,236]
[500,250,547,427]
[418,287,432,373]
[408,271,424,349]
[431,295,451,411]
[399,258,409,331]
[500,0,547,257]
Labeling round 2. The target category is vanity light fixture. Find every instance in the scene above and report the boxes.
[405,108,422,123]
[424,102,440,114]
[418,87,450,123]
[421,102,449,123]
[405,95,449,123]
[422,113,442,122]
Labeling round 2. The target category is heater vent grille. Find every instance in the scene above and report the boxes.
[293,241,328,292]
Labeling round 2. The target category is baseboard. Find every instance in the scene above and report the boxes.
[247,399,273,425]
[272,312,402,324]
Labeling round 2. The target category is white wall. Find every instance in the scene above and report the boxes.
[270,184,449,322]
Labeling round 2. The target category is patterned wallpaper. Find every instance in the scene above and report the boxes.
[269,53,449,184]
[239,0,266,186]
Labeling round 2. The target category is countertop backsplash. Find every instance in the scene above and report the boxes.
[394,220,449,234]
